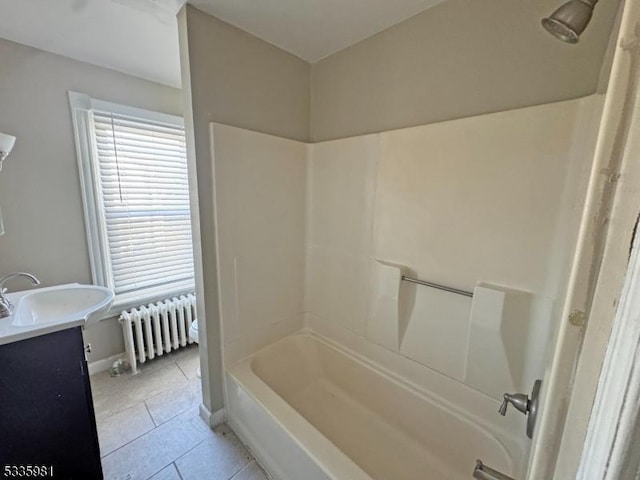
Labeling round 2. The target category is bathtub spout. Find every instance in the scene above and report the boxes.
[472,460,515,480]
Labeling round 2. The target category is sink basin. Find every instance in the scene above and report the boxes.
[11,284,114,327]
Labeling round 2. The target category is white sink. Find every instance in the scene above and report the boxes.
[0,284,115,346]
[10,284,114,328]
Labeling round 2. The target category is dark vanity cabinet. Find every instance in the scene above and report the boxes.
[0,327,103,479]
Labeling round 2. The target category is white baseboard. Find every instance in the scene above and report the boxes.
[88,353,125,376]
[199,403,225,428]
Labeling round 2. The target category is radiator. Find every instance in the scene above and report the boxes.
[119,293,196,374]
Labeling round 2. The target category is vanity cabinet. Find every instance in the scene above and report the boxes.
[0,327,103,479]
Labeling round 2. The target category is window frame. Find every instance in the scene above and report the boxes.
[68,91,194,314]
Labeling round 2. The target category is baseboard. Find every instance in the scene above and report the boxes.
[199,403,225,428]
[88,353,125,376]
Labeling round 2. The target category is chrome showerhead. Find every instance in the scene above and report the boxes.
[541,0,599,44]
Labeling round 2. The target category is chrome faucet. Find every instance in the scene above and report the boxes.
[499,379,542,439]
[0,272,40,318]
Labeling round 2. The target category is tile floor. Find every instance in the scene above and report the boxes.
[90,346,267,480]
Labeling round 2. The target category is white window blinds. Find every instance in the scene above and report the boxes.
[91,111,195,302]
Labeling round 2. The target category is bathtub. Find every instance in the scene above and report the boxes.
[226,333,519,480]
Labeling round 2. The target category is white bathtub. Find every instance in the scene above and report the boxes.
[226,333,519,480]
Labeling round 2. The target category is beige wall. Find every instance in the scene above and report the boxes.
[182,5,310,142]
[310,0,620,141]
[0,38,182,362]
[178,4,311,416]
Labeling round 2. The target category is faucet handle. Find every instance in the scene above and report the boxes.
[499,380,543,439]
[473,459,515,480]
[499,392,530,416]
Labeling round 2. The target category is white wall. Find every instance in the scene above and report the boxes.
[210,124,308,366]
[306,135,379,336]
[0,38,182,363]
[373,101,584,297]
[304,95,601,417]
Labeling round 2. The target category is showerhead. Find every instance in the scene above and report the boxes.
[541,0,598,44]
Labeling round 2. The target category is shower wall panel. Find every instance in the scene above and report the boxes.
[305,96,602,399]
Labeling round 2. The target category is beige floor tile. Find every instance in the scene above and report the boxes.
[101,407,211,480]
[94,346,262,480]
[148,464,182,480]
[169,344,198,361]
[93,363,189,421]
[175,424,252,480]
[91,352,178,396]
[145,377,202,426]
[231,461,268,480]
[97,402,155,457]
[176,349,201,380]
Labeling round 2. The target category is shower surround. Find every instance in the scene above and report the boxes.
[210,96,602,479]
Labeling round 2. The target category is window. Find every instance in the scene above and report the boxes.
[69,92,195,311]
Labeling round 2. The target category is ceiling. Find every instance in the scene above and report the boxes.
[0,0,183,87]
[188,0,447,62]
[0,0,448,88]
